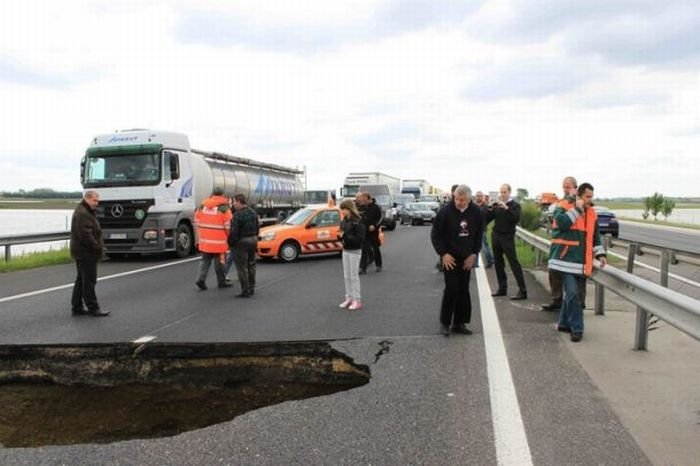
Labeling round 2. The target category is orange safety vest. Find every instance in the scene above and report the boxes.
[551,199,598,276]
[195,195,232,254]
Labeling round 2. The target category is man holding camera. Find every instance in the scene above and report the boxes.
[486,183,527,300]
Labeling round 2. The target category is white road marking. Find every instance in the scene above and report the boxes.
[0,256,201,304]
[133,335,157,344]
[475,262,533,466]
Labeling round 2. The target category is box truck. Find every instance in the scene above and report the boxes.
[80,129,304,257]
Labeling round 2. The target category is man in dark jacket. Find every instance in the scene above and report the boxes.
[357,192,383,274]
[229,194,259,297]
[486,183,527,300]
[431,185,483,336]
[70,190,109,316]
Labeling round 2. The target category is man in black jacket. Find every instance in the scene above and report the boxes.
[70,190,109,316]
[431,185,483,336]
[486,183,527,300]
[357,192,383,274]
[229,194,260,298]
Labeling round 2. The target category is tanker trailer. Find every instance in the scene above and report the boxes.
[81,129,304,258]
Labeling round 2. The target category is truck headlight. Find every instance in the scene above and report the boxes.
[260,231,276,242]
[143,229,158,240]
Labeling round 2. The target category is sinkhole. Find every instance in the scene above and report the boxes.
[0,341,370,448]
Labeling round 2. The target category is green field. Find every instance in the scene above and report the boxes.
[0,248,72,273]
[0,199,79,210]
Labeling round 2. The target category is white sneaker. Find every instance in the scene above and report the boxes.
[348,300,363,310]
[339,298,352,308]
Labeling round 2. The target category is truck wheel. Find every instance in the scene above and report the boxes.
[175,223,193,258]
[279,241,300,262]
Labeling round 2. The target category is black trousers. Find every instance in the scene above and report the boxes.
[360,231,382,269]
[232,236,257,293]
[71,260,99,311]
[440,264,472,326]
[548,269,587,307]
[492,231,526,292]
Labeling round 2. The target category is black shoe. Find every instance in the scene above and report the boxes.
[570,332,583,342]
[375,266,382,272]
[196,280,207,290]
[452,324,473,335]
[218,281,233,288]
[541,302,561,311]
[491,290,507,297]
[557,325,572,333]
[485,262,494,269]
[510,290,527,300]
[440,324,450,337]
[71,307,89,316]
[89,308,110,317]
[249,288,255,296]
[359,269,367,275]
[235,292,251,298]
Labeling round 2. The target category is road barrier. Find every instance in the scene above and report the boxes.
[516,227,700,350]
[0,231,70,262]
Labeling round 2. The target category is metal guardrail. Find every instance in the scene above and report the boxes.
[0,231,70,262]
[516,226,700,350]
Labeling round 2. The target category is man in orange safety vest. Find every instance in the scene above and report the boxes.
[194,187,233,290]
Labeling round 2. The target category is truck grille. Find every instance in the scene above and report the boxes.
[96,199,155,229]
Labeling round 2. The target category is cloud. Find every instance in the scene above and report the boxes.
[463,59,588,101]
[471,0,700,66]
[174,0,482,53]
[0,57,77,89]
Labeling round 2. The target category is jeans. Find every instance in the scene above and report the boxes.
[232,237,257,293]
[342,249,362,301]
[224,249,235,276]
[559,273,584,334]
[548,269,587,308]
[476,235,494,267]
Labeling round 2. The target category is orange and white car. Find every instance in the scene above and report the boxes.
[257,204,343,262]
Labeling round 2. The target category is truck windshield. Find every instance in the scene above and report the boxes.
[84,152,161,187]
[343,185,359,198]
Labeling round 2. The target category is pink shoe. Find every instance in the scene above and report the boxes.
[348,300,363,310]
[339,298,352,308]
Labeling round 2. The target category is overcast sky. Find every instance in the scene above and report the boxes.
[1,0,699,198]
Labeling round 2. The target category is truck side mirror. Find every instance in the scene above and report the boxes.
[80,156,86,185]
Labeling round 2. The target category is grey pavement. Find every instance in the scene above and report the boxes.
[1,224,694,464]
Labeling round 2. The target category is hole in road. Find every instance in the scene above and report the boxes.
[0,341,369,448]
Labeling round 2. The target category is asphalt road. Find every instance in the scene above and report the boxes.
[0,225,651,465]
[620,220,700,255]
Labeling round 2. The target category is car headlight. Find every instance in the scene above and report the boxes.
[260,231,276,241]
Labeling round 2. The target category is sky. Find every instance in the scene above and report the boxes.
[1,0,699,198]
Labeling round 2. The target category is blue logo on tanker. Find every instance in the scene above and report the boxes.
[254,175,298,196]
[180,177,193,198]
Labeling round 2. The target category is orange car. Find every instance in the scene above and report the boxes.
[257,205,343,262]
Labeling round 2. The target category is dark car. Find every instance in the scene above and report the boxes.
[595,206,619,237]
[399,202,436,225]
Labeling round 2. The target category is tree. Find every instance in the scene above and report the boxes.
[661,198,675,220]
[642,196,652,219]
[647,192,664,221]
[516,188,529,201]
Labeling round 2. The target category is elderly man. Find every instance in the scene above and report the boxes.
[431,185,483,336]
[70,190,109,316]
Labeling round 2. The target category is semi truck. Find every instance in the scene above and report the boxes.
[340,172,400,200]
[80,129,304,258]
[401,179,432,199]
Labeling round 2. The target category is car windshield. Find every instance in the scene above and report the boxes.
[418,201,438,210]
[84,152,160,187]
[283,208,316,225]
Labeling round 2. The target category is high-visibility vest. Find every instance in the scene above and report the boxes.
[195,195,232,254]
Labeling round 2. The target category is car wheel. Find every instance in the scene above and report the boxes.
[279,241,300,262]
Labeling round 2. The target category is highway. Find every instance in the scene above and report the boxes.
[620,220,700,255]
[1,224,694,464]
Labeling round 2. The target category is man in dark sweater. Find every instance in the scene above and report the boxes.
[431,185,483,336]
[229,194,260,297]
[486,183,527,300]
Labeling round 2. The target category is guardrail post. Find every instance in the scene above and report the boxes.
[628,244,649,351]
[4,245,10,262]
[660,250,670,288]
[594,282,605,315]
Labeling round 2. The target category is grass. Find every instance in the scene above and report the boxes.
[0,248,72,273]
[0,198,79,210]
[598,201,700,210]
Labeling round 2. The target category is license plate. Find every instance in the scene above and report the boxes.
[109,233,127,240]
[599,223,609,227]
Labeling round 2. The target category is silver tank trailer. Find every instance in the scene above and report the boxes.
[190,150,304,221]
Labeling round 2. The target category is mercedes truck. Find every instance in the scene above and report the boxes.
[80,129,304,258]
